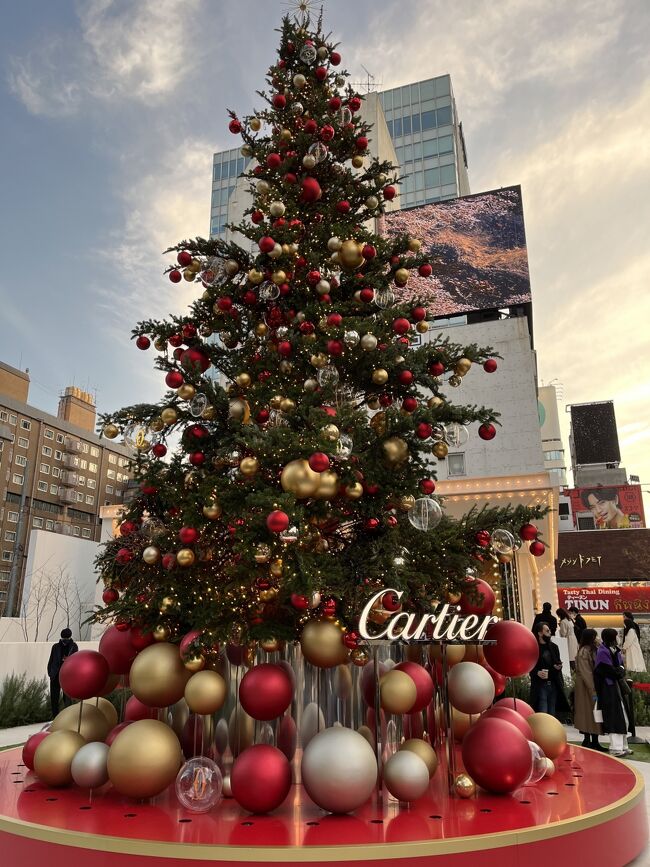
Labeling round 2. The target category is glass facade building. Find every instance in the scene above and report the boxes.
[210,147,251,239]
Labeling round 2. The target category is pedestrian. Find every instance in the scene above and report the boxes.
[531,602,558,637]
[47,628,78,718]
[568,606,587,644]
[529,622,570,719]
[594,627,633,758]
[557,607,578,669]
[622,612,646,674]
[574,628,605,750]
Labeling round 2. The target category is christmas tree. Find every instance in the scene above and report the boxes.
[95,9,546,668]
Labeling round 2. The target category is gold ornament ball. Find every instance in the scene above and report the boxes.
[372,368,389,385]
[184,670,228,715]
[129,642,191,708]
[255,322,269,337]
[269,200,286,217]
[228,706,255,757]
[270,558,284,577]
[260,637,284,653]
[322,423,340,441]
[203,502,222,520]
[202,405,216,420]
[454,357,472,376]
[351,647,370,667]
[103,424,119,439]
[224,259,240,276]
[383,436,409,465]
[94,696,119,730]
[280,398,296,413]
[416,321,429,334]
[142,545,160,565]
[177,383,196,400]
[183,268,195,282]
[428,643,466,667]
[527,712,568,759]
[183,654,205,673]
[281,459,321,498]
[401,739,438,777]
[433,442,449,459]
[454,773,476,798]
[304,377,319,392]
[161,407,178,425]
[310,353,328,369]
[51,704,110,743]
[176,548,195,567]
[345,482,364,500]
[450,707,475,741]
[150,417,165,432]
[428,396,444,409]
[235,372,252,388]
[248,269,264,285]
[300,620,348,669]
[339,240,365,271]
[239,456,260,477]
[154,337,167,352]
[313,470,339,500]
[351,155,364,168]
[399,495,416,512]
[394,268,410,286]
[34,730,86,787]
[370,411,387,435]
[250,117,261,132]
[272,270,287,285]
[107,719,182,799]
[160,596,175,613]
[270,394,283,410]
[408,238,422,252]
[380,670,417,715]
[153,624,170,641]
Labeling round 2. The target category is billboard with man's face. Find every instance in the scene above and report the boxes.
[383,185,531,315]
[566,485,645,530]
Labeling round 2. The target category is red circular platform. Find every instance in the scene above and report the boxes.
[0,745,646,866]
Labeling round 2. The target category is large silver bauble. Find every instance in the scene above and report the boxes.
[301,727,377,814]
[70,742,110,789]
[300,701,326,749]
[447,662,495,714]
[383,750,430,802]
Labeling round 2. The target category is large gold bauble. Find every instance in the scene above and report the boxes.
[300,620,348,669]
[428,644,466,667]
[380,670,417,714]
[345,482,364,500]
[203,502,222,520]
[463,643,485,664]
[281,459,321,498]
[129,642,191,708]
[235,372,252,388]
[372,368,389,385]
[34,730,85,787]
[228,706,255,757]
[382,436,409,465]
[394,268,410,286]
[107,720,182,799]
[322,424,340,441]
[433,442,449,459]
[370,411,387,435]
[184,670,228,715]
[339,240,364,271]
[351,155,364,168]
[408,238,422,252]
[428,396,444,409]
[51,704,110,743]
[527,713,567,759]
[313,470,339,500]
[103,424,119,439]
[239,456,260,477]
[401,739,438,777]
[161,407,178,425]
[454,357,472,377]
[177,383,196,400]
[454,773,476,798]
[142,545,160,565]
[450,706,475,741]
[94,696,118,730]
[248,269,264,285]
[176,548,195,567]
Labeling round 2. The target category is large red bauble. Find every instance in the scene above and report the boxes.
[496,697,535,718]
[480,706,533,740]
[251,210,264,224]
[120,519,138,536]
[124,695,157,722]
[483,620,539,678]
[115,547,132,566]
[429,361,445,377]
[478,423,496,441]
[130,626,154,651]
[239,664,293,721]
[309,452,330,473]
[169,269,182,284]
[177,250,192,267]
[482,660,507,695]
[99,625,138,675]
[459,578,495,616]
[267,510,289,533]
[519,523,538,541]
[530,540,546,557]
[361,660,389,706]
[356,136,369,150]
[420,479,436,495]
[300,177,322,203]
[179,526,199,545]
[259,236,276,253]
[22,732,49,771]
[328,96,341,111]
[165,370,184,389]
[152,443,167,458]
[189,451,205,467]
[181,348,210,373]
[484,358,498,373]
[327,339,343,356]
[320,124,335,141]
[231,745,292,814]
[462,718,533,794]
[394,661,434,713]
[105,721,133,746]
[59,650,109,701]
[411,306,426,321]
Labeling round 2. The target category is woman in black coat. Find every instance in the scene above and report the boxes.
[594,628,633,757]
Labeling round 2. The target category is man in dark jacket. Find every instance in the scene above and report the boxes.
[529,622,570,720]
[568,606,587,643]
[47,628,78,717]
[531,602,558,637]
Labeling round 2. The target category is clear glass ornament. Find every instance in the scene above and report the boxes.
[431,424,447,442]
[491,528,516,555]
[259,282,280,301]
[276,325,289,338]
[318,364,339,387]
[291,101,304,115]
[338,107,352,125]
[307,142,328,164]
[448,374,463,388]
[335,433,353,459]
[393,546,410,568]
[268,410,289,428]
[343,330,360,348]
[175,757,223,813]
[299,44,318,63]
[383,719,399,763]
[141,518,165,540]
[526,741,547,784]
[445,422,469,447]
[374,288,395,309]
[408,498,443,531]
[190,394,209,417]
[280,525,300,544]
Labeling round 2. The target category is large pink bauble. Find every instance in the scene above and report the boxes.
[459,578,495,616]
[483,620,539,677]
[496,697,535,718]
[239,664,293,721]
[462,718,533,794]
[124,695,157,722]
[231,745,291,814]
[99,625,138,674]
[59,650,110,700]
[105,721,133,746]
[22,732,49,770]
[480,706,533,740]
[394,661,434,713]
[447,662,495,714]
[361,660,388,706]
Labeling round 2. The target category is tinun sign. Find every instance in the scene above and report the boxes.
[358,588,499,642]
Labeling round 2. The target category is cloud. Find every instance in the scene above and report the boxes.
[8,0,202,116]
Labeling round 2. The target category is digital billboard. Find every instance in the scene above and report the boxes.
[556,529,650,582]
[565,484,645,530]
[383,185,531,315]
[570,402,620,466]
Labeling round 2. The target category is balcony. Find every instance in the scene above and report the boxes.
[62,454,80,469]
[58,488,78,505]
[64,438,83,454]
[60,471,78,488]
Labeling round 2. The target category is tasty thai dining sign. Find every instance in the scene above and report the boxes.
[358,588,498,642]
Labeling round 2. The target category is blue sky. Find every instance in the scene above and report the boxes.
[1,0,649,492]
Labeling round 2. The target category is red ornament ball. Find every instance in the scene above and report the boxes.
[315,66,327,81]
[272,94,286,109]
[383,185,396,201]
[336,200,351,214]
[359,287,374,303]
[365,518,380,531]
[348,96,362,112]
[402,397,418,413]
[519,523,538,542]
[165,370,184,389]
[529,540,546,557]
[251,210,264,224]
[105,721,133,746]
[356,136,369,150]
[496,697,535,718]
[179,526,199,545]
[99,625,138,675]
[462,718,533,794]
[130,626,154,651]
[309,452,330,473]
[480,706,533,741]
[278,341,292,357]
[267,510,290,533]
[135,335,150,350]
[22,732,49,770]
[169,269,182,284]
[392,317,410,335]
[290,593,310,610]
[416,422,432,439]
[343,631,360,649]
[304,119,318,134]
[483,358,498,373]
[420,479,436,495]
[483,620,540,678]
[189,451,205,467]
[266,153,282,169]
[162,553,176,571]
[259,236,276,253]
[301,177,322,202]
[59,650,109,701]
[177,250,192,267]
[418,263,433,277]
[239,664,293,721]
[429,360,445,376]
[231,745,292,814]
[478,423,496,441]
[102,588,118,605]
[362,244,376,259]
[228,119,242,134]
[459,578,495,616]
[125,695,158,722]
[330,51,341,65]
[327,339,343,356]
[115,548,132,565]
[394,661,434,713]
[475,529,492,547]
[152,443,167,458]
[328,96,341,111]
[397,370,414,386]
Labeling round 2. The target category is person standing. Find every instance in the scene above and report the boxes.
[594,628,632,758]
[557,608,578,669]
[47,628,78,718]
[531,602,558,637]
[530,622,570,719]
[568,606,587,644]
[622,612,646,674]
[574,628,604,750]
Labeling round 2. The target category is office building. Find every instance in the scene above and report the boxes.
[538,384,568,488]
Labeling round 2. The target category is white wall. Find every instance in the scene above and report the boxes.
[0,641,99,684]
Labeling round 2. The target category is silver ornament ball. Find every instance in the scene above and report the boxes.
[383,750,430,802]
[301,727,378,813]
[70,741,110,789]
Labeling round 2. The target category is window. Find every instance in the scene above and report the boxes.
[78,476,86,486]
[50,484,58,494]
[0,411,6,421]
[109,454,117,465]
[12,474,24,485]
[32,499,61,514]
[107,470,116,479]
[88,462,97,474]
[90,446,99,458]
[17,437,29,448]
[115,490,123,499]
[52,467,61,478]
[42,446,53,457]
[87,479,96,489]
[424,167,440,188]
[438,135,453,154]
[4,531,16,543]
[447,453,466,477]
[20,420,31,431]
[56,433,65,444]
[85,495,94,505]
[44,429,54,439]
[119,458,129,468]
[55,450,62,460]
[106,485,114,494]
[393,117,402,137]
[15,455,27,467]
[440,164,456,185]
[33,517,44,529]
[82,528,92,539]
[76,492,84,503]
[73,526,80,537]
[45,520,54,531]
[40,463,50,475]
[8,414,17,425]
[80,460,87,470]
[7,511,18,523]
[37,481,48,492]
[436,105,452,126]
[2,552,13,562]
[421,110,436,131]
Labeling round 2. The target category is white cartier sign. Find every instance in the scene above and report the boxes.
[358,588,498,642]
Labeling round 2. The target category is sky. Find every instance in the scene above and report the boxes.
[1,0,649,501]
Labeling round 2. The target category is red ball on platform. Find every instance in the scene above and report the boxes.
[309,452,330,473]
[482,659,507,695]
[267,510,289,533]
[529,540,546,557]
[22,732,49,771]
[496,697,535,718]
[483,358,498,373]
[478,423,496,441]
[300,177,322,203]
[462,717,533,794]
[99,625,138,675]
[394,661,434,713]
[105,721,133,746]
[239,664,293,721]
[179,526,199,545]
[231,745,292,813]
[125,695,158,722]
[519,523,538,541]
[459,578,495,616]
[480,705,533,740]
[59,650,109,701]
[483,620,539,678]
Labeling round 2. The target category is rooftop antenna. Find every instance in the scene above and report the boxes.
[352,65,379,93]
